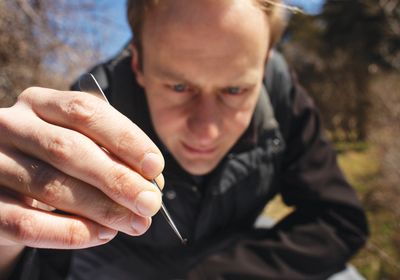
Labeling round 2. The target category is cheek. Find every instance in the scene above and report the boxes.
[147,101,187,145]
[223,97,258,137]
[225,111,252,137]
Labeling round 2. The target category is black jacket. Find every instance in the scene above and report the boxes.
[11,49,368,280]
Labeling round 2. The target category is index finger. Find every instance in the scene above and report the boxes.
[20,87,164,180]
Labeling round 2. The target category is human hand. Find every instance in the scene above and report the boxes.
[0,87,164,250]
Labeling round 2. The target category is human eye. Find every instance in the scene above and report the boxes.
[169,83,188,93]
[222,86,246,95]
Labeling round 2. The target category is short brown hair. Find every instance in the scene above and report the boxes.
[127,0,286,50]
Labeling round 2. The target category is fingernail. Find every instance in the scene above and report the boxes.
[131,217,151,235]
[98,227,116,240]
[141,153,164,179]
[134,191,161,217]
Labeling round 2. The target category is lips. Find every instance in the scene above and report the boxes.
[181,142,217,155]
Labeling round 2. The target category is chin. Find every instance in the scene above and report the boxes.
[180,160,219,176]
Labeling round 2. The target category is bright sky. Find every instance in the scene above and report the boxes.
[286,0,325,15]
[102,0,325,60]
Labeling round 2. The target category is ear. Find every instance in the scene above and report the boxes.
[130,42,145,87]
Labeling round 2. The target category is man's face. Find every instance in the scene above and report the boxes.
[133,0,270,175]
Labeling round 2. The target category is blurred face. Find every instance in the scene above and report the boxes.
[133,0,270,175]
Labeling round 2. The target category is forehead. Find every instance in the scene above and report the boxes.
[142,0,269,43]
[145,0,262,23]
[142,0,268,37]
[140,0,270,71]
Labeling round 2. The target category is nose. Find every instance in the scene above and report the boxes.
[187,96,221,145]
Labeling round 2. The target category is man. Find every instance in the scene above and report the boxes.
[0,0,368,279]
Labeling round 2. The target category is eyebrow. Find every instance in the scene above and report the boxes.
[153,66,260,87]
[153,66,188,82]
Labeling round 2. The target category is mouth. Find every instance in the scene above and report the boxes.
[181,142,217,156]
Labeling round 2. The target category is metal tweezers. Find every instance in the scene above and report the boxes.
[79,73,187,245]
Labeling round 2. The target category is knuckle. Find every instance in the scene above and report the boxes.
[13,213,38,245]
[106,164,138,202]
[114,130,138,155]
[64,220,87,247]
[63,95,99,124]
[45,134,75,164]
[114,128,158,160]
[41,179,65,205]
[99,203,127,227]
[18,87,39,103]
[28,163,66,203]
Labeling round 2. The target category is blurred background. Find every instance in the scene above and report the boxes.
[0,0,399,279]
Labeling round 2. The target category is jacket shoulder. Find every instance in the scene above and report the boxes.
[263,50,294,139]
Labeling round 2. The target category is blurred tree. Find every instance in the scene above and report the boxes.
[321,0,398,140]
[377,0,400,70]
[0,0,42,106]
[282,3,400,277]
[283,0,400,141]
[0,0,118,107]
